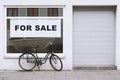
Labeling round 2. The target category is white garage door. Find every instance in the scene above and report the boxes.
[73,7,115,67]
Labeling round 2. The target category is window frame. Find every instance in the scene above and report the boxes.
[4,6,65,58]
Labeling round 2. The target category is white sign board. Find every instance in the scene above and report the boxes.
[10,19,61,37]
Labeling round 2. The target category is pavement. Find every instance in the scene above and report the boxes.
[0,70,120,80]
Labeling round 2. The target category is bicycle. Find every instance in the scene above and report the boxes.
[18,42,63,71]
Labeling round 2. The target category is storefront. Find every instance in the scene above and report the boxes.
[0,0,120,70]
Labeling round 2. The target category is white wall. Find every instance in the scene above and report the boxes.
[74,0,117,5]
[1,0,120,70]
[116,5,120,70]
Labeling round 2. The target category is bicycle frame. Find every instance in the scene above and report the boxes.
[34,52,53,65]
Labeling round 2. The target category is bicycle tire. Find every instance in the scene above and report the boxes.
[18,53,37,71]
[50,54,63,71]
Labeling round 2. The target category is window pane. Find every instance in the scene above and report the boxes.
[48,8,58,16]
[33,8,38,16]
[7,8,18,16]
[27,8,38,16]
[13,8,18,16]
[58,8,63,16]
[27,8,33,16]
[7,8,12,16]
[39,8,47,16]
[18,8,27,16]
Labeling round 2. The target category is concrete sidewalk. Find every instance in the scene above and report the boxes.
[0,70,120,80]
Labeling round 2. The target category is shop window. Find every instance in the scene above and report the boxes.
[7,8,63,53]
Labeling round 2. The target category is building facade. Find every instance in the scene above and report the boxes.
[0,0,120,70]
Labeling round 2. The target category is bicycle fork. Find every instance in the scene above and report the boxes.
[51,55,57,64]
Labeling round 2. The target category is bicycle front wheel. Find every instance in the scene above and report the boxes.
[18,53,37,71]
[50,54,63,71]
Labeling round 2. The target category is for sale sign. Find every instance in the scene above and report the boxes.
[10,18,61,37]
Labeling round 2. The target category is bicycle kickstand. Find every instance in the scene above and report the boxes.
[37,64,40,71]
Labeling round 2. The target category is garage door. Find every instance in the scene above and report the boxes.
[73,7,115,67]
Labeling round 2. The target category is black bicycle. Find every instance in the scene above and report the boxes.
[18,43,63,71]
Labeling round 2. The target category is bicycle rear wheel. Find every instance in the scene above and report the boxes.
[50,54,63,71]
[18,53,37,71]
